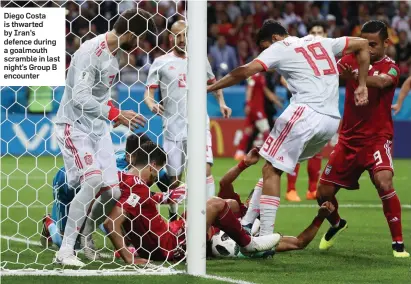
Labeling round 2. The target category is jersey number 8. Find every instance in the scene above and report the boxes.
[294,42,337,76]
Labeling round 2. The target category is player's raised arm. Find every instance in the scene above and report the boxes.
[219,148,260,191]
[340,37,370,105]
[392,76,411,115]
[207,61,265,93]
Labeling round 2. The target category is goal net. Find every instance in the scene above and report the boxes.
[1,0,207,276]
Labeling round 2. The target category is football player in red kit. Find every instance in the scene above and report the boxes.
[104,142,281,264]
[234,73,282,161]
[316,20,409,257]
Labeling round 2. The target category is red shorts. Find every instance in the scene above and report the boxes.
[320,139,394,189]
[244,108,267,128]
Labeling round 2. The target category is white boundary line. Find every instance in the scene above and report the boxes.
[0,236,256,284]
[2,204,411,209]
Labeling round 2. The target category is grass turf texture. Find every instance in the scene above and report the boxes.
[1,156,410,283]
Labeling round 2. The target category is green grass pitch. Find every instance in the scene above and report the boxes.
[1,156,410,283]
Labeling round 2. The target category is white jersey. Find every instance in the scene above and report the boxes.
[146,52,215,141]
[56,33,120,137]
[256,35,348,118]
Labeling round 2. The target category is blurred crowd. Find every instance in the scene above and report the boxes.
[2,0,411,86]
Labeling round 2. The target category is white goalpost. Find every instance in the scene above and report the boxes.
[186,0,207,276]
[0,0,208,277]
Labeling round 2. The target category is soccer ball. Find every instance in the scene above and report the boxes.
[211,230,240,258]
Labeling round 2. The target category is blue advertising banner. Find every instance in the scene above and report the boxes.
[1,84,410,157]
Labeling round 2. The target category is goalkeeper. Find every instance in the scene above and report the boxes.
[41,133,170,249]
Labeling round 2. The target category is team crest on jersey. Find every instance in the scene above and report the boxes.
[126,193,140,207]
[388,67,398,76]
[325,165,332,175]
[84,153,93,165]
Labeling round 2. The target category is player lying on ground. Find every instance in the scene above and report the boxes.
[54,8,157,267]
[316,20,409,257]
[104,142,281,264]
[144,20,232,221]
[208,19,370,238]
[41,134,169,253]
[212,148,334,258]
[391,75,411,116]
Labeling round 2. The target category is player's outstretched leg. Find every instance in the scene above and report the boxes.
[373,170,409,258]
[286,163,301,202]
[306,155,321,200]
[208,197,281,255]
[317,183,347,250]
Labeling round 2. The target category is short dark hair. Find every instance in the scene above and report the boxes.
[113,8,157,37]
[132,141,167,167]
[125,133,152,155]
[256,19,288,45]
[308,21,328,33]
[361,20,388,41]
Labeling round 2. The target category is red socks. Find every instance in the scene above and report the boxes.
[379,189,403,243]
[307,157,321,192]
[238,133,251,152]
[213,202,251,247]
[287,163,300,192]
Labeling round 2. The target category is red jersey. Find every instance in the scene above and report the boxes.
[337,55,400,146]
[116,172,183,261]
[247,73,266,110]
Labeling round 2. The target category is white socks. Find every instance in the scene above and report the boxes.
[206,175,215,199]
[259,195,280,236]
[241,178,263,226]
[60,173,102,251]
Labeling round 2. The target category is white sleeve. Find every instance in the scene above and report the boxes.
[206,59,216,83]
[146,58,162,89]
[323,37,349,57]
[72,51,111,120]
[254,44,282,71]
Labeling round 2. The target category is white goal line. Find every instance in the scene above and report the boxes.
[1,203,411,209]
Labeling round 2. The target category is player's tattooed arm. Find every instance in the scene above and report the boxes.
[207,61,265,93]
[364,73,395,89]
[392,76,411,115]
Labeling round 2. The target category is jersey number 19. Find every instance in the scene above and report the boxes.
[294,42,337,76]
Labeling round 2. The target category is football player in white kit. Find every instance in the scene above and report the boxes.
[54,9,156,266]
[144,20,232,216]
[208,20,370,237]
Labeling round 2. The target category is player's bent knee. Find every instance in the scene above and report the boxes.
[262,162,282,178]
[207,196,225,211]
[225,199,240,213]
[374,171,393,192]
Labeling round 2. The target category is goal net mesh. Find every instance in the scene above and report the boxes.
[1,0,193,275]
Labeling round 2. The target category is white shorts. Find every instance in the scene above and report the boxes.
[56,123,119,189]
[259,104,340,174]
[163,139,187,177]
[163,129,214,177]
